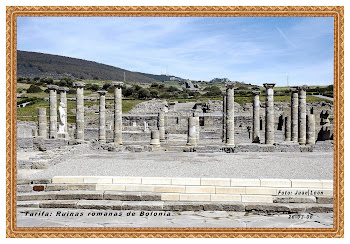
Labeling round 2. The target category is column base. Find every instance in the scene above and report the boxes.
[57,132,69,139]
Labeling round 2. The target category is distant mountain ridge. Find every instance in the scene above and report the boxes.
[17,50,184,83]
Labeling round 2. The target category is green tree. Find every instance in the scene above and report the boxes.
[27,84,43,93]
[138,88,151,99]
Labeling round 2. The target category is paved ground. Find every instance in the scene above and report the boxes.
[28,151,333,180]
[17,208,333,228]
[312,95,334,102]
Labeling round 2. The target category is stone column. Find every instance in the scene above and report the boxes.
[222,92,226,142]
[252,91,260,143]
[158,111,165,142]
[284,116,291,141]
[73,82,85,141]
[225,83,235,146]
[97,90,107,143]
[37,107,47,138]
[263,83,275,144]
[298,85,308,145]
[48,85,59,139]
[290,87,299,142]
[58,87,69,133]
[193,112,200,142]
[113,82,123,145]
[187,116,197,146]
[306,113,316,145]
[150,130,160,147]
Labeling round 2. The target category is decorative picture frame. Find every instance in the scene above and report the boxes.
[6,6,344,238]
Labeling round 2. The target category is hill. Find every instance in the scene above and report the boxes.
[17,50,182,83]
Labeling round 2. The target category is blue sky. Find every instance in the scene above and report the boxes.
[17,17,334,86]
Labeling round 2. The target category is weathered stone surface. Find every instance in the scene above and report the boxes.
[76,200,123,210]
[17,201,41,208]
[55,191,104,200]
[316,196,333,204]
[17,185,33,192]
[163,201,204,211]
[17,138,34,150]
[245,203,290,213]
[45,184,68,191]
[33,137,46,151]
[121,201,164,211]
[104,191,142,201]
[258,144,275,152]
[141,192,162,201]
[66,184,96,191]
[31,161,50,169]
[17,192,56,201]
[305,204,333,213]
[39,200,78,208]
[273,196,316,203]
[203,202,245,211]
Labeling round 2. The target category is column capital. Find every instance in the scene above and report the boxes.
[58,87,70,92]
[97,90,108,96]
[112,81,124,88]
[263,83,276,89]
[252,90,260,95]
[47,85,59,90]
[226,83,236,89]
[290,87,299,93]
[73,82,85,88]
[297,85,309,91]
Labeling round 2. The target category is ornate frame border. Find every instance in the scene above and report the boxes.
[6,6,344,238]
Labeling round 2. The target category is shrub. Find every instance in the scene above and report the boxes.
[138,88,151,99]
[27,84,43,93]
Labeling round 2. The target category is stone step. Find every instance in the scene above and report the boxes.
[16,190,333,204]
[17,191,162,202]
[17,200,333,213]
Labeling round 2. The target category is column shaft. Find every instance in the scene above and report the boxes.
[264,83,275,144]
[306,114,316,145]
[158,111,165,142]
[48,85,58,139]
[285,116,291,141]
[38,107,47,138]
[222,94,226,142]
[298,86,307,145]
[76,86,85,140]
[291,88,299,142]
[150,130,160,146]
[98,91,107,143]
[252,91,260,143]
[113,82,123,145]
[187,117,197,146]
[225,85,235,146]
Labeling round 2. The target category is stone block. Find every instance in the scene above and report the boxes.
[142,177,172,185]
[258,145,275,152]
[203,202,245,211]
[95,184,126,191]
[104,191,141,201]
[141,192,162,201]
[260,179,291,187]
[245,203,290,213]
[241,195,273,203]
[305,204,333,213]
[231,179,260,187]
[45,184,68,191]
[125,184,155,192]
[234,144,260,152]
[155,185,185,193]
[83,176,113,184]
[215,187,245,194]
[201,178,230,186]
[185,186,215,194]
[291,179,323,188]
[272,196,316,203]
[245,187,277,195]
[76,200,123,210]
[17,138,34,150]
[121,201,164,211]
[67,184,96,191]
[300,145,313,152]
[210,194,241,202]
[31,161,50,169]
[316,196,333,204]
[171,178,200,186]
[52,176,84,184]
[179,194,211,201]
[161,193,180,201]
[321,180,333,189]
[163,202,204,211]
[112,177,142,184]
[39,200,78,208]
[17,185,33,192]
[17,201,40,208]
[55,191,104,200]
[17,192,56,201]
